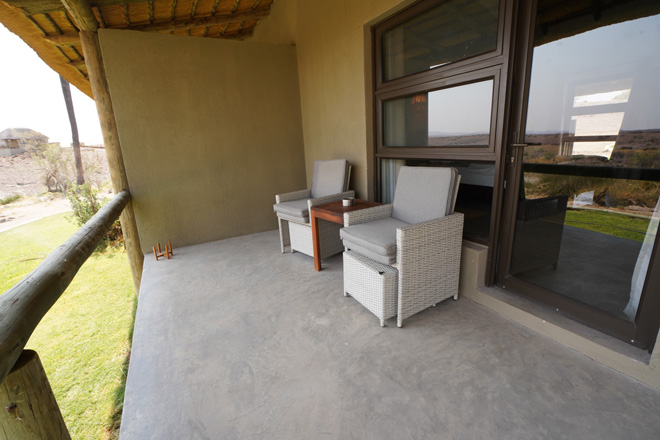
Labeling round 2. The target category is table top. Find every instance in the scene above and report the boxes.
[311,199,382,216]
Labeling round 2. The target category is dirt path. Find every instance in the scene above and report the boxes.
[0,196,71,233]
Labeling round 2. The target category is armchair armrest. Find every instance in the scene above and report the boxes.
[308,190,355,209]
[395,213,464,325]
[397,213,464,255]
[276,189,311,203]
[343,204,393,226]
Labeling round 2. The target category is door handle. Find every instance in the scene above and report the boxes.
[511,142,542,148]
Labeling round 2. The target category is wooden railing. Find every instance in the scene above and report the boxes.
[0,191,131,438]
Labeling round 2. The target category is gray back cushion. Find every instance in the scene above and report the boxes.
[310,159,349,198]
[392,166,458,224]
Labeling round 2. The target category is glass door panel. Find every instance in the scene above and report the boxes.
[504,0,660,343]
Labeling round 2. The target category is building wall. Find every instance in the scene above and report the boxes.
[99,29,306,252]
[253,0,415,199]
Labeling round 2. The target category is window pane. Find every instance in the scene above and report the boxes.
[382,0,499,81]
[383,80,493,147]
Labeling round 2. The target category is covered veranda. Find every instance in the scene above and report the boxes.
[2,1,660,437]
[120,230,660,439]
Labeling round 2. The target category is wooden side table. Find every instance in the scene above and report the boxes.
[310,199,381,271]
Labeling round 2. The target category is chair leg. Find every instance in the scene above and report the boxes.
[397,317,403,328]
[380,319,385,327]
[453,293,459,300]
[277,217,290,253]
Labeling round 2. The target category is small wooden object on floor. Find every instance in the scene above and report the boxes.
[153,242,174,261]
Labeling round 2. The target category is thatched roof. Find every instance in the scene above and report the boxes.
[0,127,48,141]
[0,0,274,98]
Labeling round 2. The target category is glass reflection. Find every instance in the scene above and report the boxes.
[382,0,499,81]
[512,6,660,321]
[383,80,493,147]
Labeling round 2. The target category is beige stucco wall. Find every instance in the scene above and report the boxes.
[99,29,306,252]
[253,0,415,199]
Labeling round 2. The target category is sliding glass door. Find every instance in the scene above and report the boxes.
[498,0,660,348]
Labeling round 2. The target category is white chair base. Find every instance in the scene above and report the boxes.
[290,220,344,260]
[343,251,398,327]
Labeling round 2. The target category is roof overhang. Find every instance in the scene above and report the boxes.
[0,0,274,98]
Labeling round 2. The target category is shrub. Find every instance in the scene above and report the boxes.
[28,143,75,193]
[67,184,123,250]
[1,194,21,205]
[528,173,660,209]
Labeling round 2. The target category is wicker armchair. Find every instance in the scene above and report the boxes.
[340,166,464,327]
[274,159,353,259]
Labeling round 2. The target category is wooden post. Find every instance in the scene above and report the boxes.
[60,0,144,292]
[78,30,144,291]
[1,350,70,440]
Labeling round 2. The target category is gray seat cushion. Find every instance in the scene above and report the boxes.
[392,166,458,224]
[340,217,409,264]
[311,159,349,198]
[273,199,309,222]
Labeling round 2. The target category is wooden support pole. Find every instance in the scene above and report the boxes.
[1,350,71,440]
[78,29,144,292]
[60,0,98,32]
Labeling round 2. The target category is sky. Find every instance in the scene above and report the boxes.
[526,14,660,134]
[0,24,103,146]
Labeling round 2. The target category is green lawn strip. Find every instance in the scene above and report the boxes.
[0,213,77,288]
[565,209,650,242]
[1,213,136,440]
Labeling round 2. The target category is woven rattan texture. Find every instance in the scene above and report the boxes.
[343,251,398,326]
[343,204,393,226]
[396,212,464,326]
[274,190,354,257]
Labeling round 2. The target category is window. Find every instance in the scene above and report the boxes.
[382,79,495,148]
[373,0,512,243]
[380,0,499,82]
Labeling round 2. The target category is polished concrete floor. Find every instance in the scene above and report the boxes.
[119,231,660,440]
[517,225,642,318]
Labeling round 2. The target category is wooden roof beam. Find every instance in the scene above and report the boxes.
[43,8,268,45]
[44,33,80,45]
[60,0,99,31]
[5,0,146,16]
[129,8,269,32]
[68,58,87,68]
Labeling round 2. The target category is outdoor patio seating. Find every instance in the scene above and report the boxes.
[274,159,353,258]
[340,166,464,327]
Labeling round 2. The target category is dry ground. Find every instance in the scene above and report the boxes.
[0,148,111,232]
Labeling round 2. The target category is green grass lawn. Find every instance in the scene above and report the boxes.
[0,213,136,440]
[565,208,651,242]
